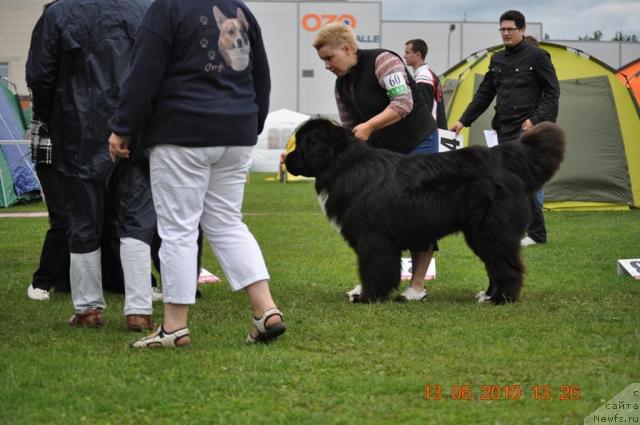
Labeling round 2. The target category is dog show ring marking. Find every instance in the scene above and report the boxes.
[437,129,463,153]
[617,259,640,280]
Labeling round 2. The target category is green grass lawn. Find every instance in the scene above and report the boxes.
[1,173,639,424]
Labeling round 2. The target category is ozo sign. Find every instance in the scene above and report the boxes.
[301,13,357,31]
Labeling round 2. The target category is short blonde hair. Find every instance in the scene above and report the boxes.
[312,22,358,51]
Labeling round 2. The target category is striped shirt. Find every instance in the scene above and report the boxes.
[413,63,438,121]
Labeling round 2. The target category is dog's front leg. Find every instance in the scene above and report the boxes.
[351,240,401,303]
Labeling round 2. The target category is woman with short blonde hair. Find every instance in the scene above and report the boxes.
[312,22,358,51]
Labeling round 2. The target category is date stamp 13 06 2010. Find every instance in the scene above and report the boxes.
[423,383,581,401]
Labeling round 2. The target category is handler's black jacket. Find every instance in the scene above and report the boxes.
[336,49,432,154]
[459,41,560,142]
[26,0,151,183]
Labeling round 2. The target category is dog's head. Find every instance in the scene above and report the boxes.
[284,118,353,178]
[213,6,250,71]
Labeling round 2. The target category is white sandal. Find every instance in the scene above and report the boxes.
[397,286,428,302]
[130,326,191,349]
[246,308,286,344]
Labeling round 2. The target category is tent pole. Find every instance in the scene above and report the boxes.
[0,166,7,207]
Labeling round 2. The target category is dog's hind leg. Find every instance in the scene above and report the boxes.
[352,239,401,303]
[464,229,525,304]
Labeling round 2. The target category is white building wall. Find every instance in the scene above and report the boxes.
[295,1,381,116]
[381,21,460,75]
[621,43,640,68]
[245,2,298,112]
[0,0,49,93]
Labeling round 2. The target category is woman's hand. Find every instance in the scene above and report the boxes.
[108,133,130,161]
[352,122,374,143]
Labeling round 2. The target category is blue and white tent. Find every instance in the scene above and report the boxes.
[0,78,40,207]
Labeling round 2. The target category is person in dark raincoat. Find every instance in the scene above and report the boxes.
[26,0,157,331]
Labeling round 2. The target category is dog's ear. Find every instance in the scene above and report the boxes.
[236,7,249,30]
[324,121,352,150]
[213,6,227,31]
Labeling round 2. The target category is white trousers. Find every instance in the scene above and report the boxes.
[149,144,269,304]
[120,237,153,315]
[69,241,152,315]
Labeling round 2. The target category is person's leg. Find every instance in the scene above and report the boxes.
[409,128,439,155]
[526,190,547,243]
[399,130,440,300]
[30,164,69,295]
[244,279,283,341]
[115,160,155,322]
[64,176,106,315]
[197,225,203,273]
[408,250,433,292]
[199,146,283,340]
[69,249,103,310]
[148,145,207,333]
[120,237,152,316]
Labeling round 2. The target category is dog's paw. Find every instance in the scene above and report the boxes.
[347,293,360,303]
[345,284,362,303]
[476,293,492,304]
[475,290,492,304]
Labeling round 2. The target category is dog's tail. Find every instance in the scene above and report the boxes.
[494,122,566,193]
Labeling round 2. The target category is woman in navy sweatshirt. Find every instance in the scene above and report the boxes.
[109,0,285,348]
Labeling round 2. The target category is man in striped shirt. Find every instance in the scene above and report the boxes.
[404,38,448,131]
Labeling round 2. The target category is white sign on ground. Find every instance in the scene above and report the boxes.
[437,129,462,153]
[617,259,640,280]
[401,257,436,281]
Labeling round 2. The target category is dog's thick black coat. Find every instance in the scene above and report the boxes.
[285,118,565,303]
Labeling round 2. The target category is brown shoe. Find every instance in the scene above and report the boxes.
[68,308,104,328]
[126,314,154,332]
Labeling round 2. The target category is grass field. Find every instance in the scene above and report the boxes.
[1,173,639,424]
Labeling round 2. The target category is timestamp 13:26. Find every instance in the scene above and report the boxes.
[424,384,581,401]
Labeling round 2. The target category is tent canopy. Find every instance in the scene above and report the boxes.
[442,42,640,210]
[251,108,310,173]
[617,57,640,105]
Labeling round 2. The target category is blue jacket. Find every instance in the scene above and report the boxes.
[26,0,151,182]
[109,0,271,149]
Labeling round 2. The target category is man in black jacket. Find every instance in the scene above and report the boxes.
[450,10,560,246]
[26,0,156,330]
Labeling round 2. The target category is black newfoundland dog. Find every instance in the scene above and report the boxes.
[284,118,565,304]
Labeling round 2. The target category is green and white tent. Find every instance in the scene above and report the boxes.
[442,42,640,210]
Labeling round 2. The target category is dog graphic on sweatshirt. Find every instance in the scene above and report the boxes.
[213,6,250,71]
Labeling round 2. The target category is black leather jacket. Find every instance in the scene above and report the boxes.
[459,41,560,142]
[26,0,150,182]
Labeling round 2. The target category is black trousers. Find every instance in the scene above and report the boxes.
[61,160,156,293]
[499,131,548,243]
[31,164,70,291]
[527,190,547,243]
